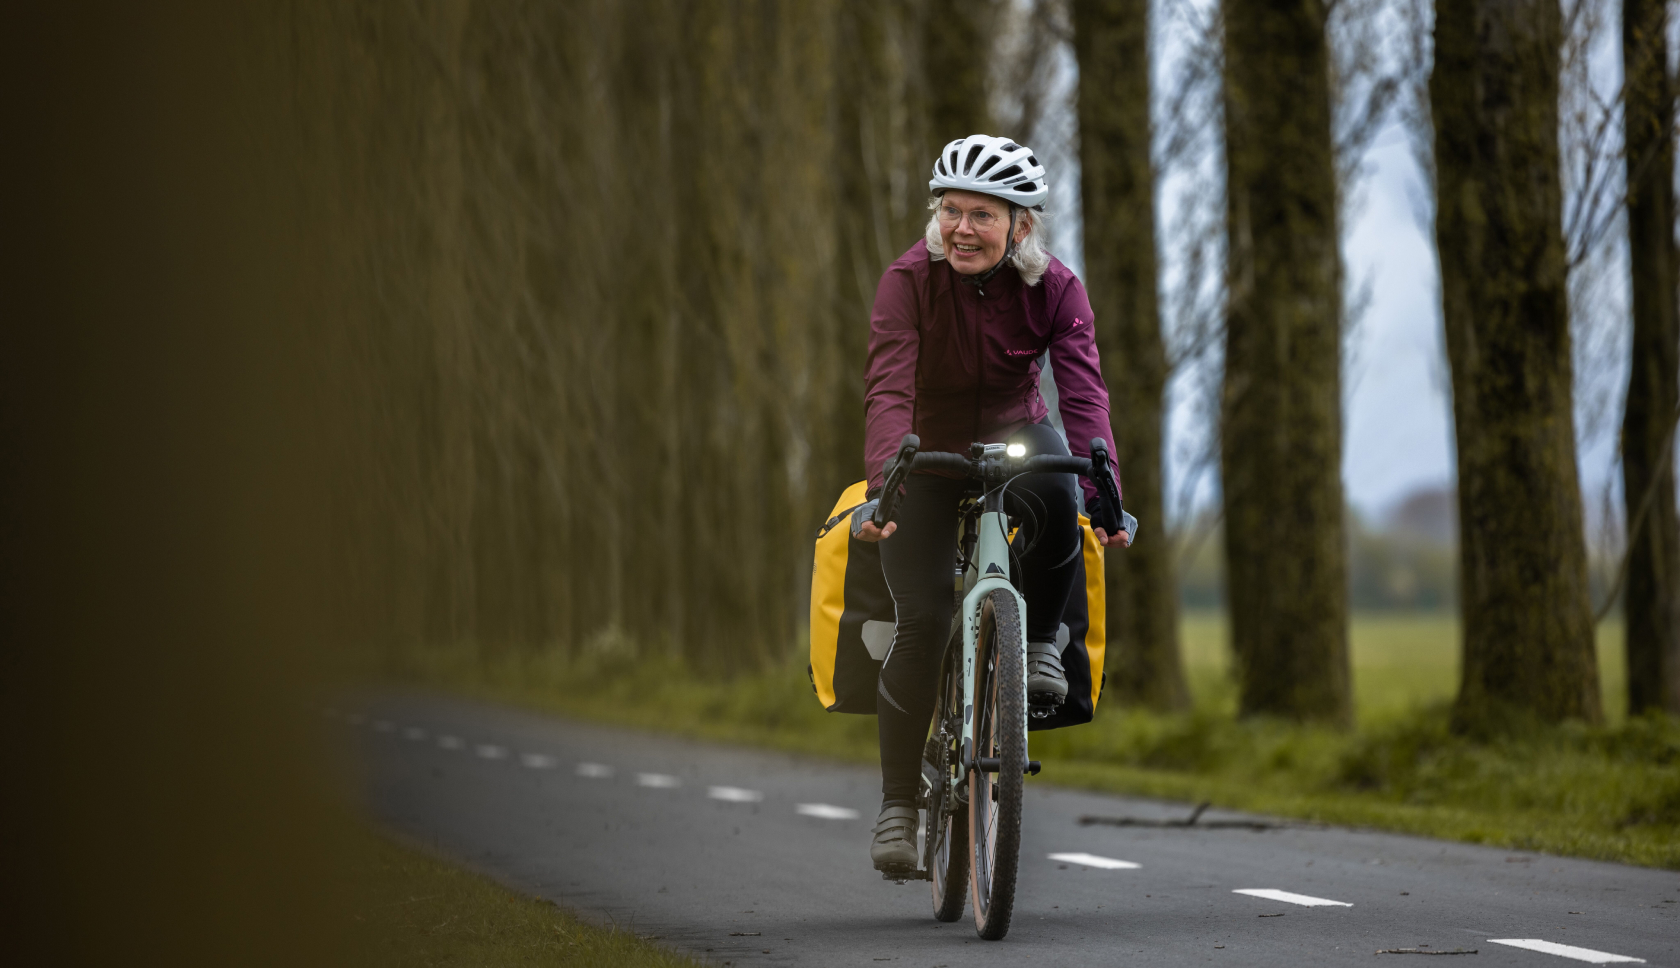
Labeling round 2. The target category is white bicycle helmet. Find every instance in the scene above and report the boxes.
[929,134,1049,210]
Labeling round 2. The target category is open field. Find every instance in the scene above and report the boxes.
[1179,612,1630,724]
[390,612,1677,869]
[346,826,699,967]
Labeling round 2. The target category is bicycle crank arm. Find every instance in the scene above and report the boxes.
[972,757,1042,776]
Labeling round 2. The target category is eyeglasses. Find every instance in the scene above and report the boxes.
[937,204,1003,230]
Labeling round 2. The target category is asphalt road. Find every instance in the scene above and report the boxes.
[345,692,1679,967]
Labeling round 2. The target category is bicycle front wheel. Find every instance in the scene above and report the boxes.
[968,589,1024,940]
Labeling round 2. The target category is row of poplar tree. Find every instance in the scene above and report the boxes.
[320,0,1678,724]
[1088,0,1679,727]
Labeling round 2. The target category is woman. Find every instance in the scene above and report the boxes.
[855,135,1128,872]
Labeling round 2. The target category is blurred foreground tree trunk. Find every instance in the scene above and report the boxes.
[1432,0,1601,727]
[1072,0,1188,711]
[1219,0,1351,724]
[1620,0,1680,716]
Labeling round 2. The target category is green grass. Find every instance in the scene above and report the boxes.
[389,612,1679,870]
[346,826,701,967]
[1179,612,1630,724]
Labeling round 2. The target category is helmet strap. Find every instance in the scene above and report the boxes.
[962,206,1019,297]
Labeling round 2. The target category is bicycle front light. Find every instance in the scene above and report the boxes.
[1005,443,1026,458]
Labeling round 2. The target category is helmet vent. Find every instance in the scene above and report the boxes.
[927,135,1048,210]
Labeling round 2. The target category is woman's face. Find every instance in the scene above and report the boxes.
[937,190,1028,275]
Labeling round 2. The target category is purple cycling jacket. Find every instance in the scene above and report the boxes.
[864,239,1121,509]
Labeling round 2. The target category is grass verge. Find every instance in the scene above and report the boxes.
[347,825,701,967]
[387,613,1678,871]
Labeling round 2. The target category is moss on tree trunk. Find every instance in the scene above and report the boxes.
[1219,0,1351,725]
[1621,0,1680,716]
[1072,0,1188,712]
[1431,0,1601,728]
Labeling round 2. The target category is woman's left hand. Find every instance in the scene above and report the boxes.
[1092,527,1130,549]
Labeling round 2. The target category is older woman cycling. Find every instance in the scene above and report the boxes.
[854,135,1129,872]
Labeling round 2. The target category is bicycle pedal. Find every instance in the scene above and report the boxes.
[879,865,928,884]
[1028,695,1065,718]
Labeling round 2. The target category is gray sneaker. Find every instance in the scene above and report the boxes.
[869,805,919,871]
[1026,640,1068,705]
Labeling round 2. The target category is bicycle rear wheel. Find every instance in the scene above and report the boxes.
[968,589,1024,940]
[927,631,967,922]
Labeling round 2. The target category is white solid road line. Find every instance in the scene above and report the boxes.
[520,753,557,769]
[708,786,764,803]
[477,744,509,759]
[796,803,860,820]
[1487,940,1646,964]
[1048,852,1140,870]
[1233,888,1353,908]
[576,762,614,778]
[438,735,465,750]
[637,772,682,789]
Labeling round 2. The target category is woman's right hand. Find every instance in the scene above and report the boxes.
[854,520,896,542]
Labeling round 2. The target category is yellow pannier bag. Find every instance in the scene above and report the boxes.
[808,481,1108,728]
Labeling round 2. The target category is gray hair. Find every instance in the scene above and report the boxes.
[924,195,1052,286]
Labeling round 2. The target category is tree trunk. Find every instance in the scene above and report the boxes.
[1432,0,1601,728]
[1219,0,1351,724]
[1621,0,1680,716]
[1072,0,1188,712]
[924,0,995,141]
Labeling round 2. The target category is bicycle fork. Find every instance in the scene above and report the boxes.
[959,509,1028,775]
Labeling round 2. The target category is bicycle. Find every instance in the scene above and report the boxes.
[870,432,1131,940]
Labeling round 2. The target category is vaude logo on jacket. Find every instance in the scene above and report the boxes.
[1005,348,1039,357]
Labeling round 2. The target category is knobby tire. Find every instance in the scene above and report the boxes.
[968,590,1024,940]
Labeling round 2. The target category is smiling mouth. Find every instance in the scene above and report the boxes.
[954,243,982,255]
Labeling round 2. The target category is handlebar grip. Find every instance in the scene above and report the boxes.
[910,452,973,474]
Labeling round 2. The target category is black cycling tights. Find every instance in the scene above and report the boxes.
[875,421,1081,807]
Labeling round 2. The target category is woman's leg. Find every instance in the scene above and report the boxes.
[1006,422,1082,646]
[875,473,965,808]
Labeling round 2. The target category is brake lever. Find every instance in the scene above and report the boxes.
[1087,437,1124,537]
[873,434,920,529]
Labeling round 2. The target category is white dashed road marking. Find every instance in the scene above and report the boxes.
[477,744,508,759]
[1048,852,1140,870]
[1487,940,1646,964]
[708,786,764,803]
[403,727,427,740]
[438,735,464,750]
[796,804,860,820]
[637,773,682,789]
[1233,889,1353,908]
[520,753,556,769]
[576,762,614,778]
